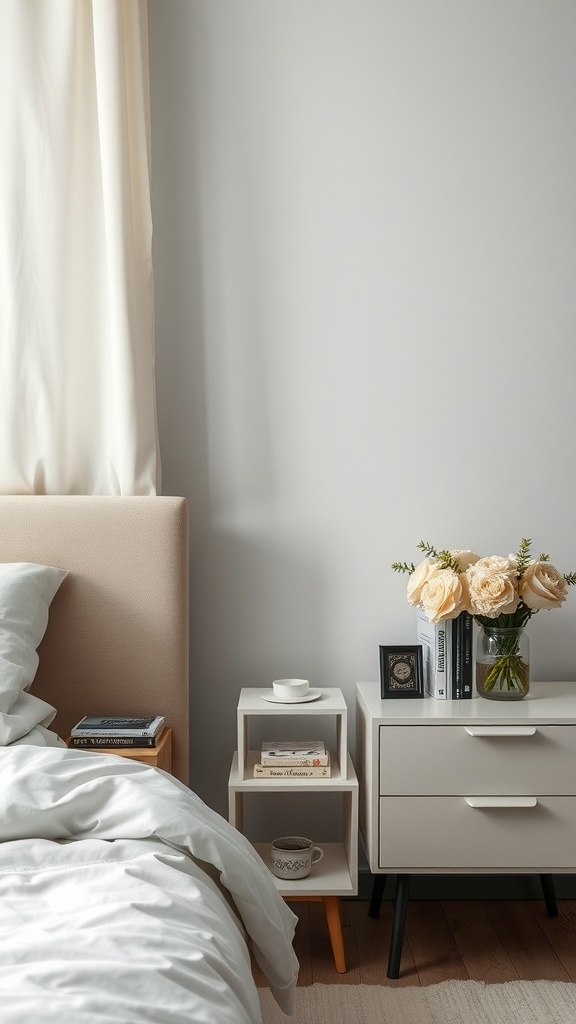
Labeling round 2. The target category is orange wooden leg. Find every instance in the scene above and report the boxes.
[284,895,347,974]
[322,895,346,973]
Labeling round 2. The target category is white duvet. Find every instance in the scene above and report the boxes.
[0,747,299,1023]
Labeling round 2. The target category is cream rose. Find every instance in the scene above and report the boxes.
[450,550,480,571]
[519,562,568,610]
[419,568,466,623]
[406,558,438,606]
[465,555,519,617]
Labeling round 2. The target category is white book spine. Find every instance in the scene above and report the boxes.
[253,763,332,778]
[261,741,325,754]
[260,753,330,767]
[416,606,451,700]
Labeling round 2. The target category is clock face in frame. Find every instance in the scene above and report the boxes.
[390,656,416,688]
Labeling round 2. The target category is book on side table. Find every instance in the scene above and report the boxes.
[254,739,332,777]
[70,715,165,748]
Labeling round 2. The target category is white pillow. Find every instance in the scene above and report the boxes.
[0,562,67,745]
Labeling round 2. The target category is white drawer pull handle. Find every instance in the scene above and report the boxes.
[465,727,536,737]
[465,796,538,808]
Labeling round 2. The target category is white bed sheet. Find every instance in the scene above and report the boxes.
[0,747,299,1022]
[0,837,261,1023]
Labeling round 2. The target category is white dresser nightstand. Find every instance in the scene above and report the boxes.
[356,681,576,978]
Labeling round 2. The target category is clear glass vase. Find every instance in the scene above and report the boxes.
[475,626,530,701]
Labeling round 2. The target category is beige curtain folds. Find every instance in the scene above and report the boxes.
[0,0,160,494]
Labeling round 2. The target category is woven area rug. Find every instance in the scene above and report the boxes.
[259,980,576,1024]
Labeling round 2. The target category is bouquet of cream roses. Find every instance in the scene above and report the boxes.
[392,539,576,695]
[392,539,575,627]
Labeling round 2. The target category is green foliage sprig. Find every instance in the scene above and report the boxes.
[392,542,462,575]
[391,561,415,574]
[515,537,532,576]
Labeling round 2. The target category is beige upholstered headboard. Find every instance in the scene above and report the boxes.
[0,496,189,784]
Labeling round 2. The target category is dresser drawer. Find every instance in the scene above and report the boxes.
[379,725,576,796]
[378,796,576,870]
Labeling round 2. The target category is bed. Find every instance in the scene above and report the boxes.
[0,496,298,1023]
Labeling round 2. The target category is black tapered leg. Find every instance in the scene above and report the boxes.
[387,874,412,979]
[368,874,387,918]
[540,874,558,917]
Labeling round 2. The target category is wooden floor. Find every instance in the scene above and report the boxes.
[254,899,576,987]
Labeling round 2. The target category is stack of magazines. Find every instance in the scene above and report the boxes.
[253,740,331,778]
[69,716,165,749]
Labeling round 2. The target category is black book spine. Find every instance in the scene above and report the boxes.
[451,613,463,699]
[461,611,474,698]
[70,735,157,748]
[451,611,474,699]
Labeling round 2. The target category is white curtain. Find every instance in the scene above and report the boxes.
[0,0,160,495]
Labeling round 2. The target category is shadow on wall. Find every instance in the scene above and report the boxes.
[188,530,327,818]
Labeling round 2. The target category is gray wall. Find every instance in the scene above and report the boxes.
[148,1,576,830]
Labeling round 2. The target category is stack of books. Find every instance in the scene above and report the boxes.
[416,606,476,700]
[70,715,165,748]
[253,740,332,778]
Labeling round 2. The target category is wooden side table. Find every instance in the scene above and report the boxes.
[67,726,173,774]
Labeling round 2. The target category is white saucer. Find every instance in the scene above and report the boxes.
[261,688,322,705]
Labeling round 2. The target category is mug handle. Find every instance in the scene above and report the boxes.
[311,846,324,865]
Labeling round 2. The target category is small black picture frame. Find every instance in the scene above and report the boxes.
[379,645,424,699]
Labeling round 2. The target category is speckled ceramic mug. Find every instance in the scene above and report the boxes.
[270,836,324,880]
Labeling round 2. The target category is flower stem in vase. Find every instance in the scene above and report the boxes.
[476,626,530,701]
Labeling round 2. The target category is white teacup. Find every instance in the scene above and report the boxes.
[272,678,309,700]
[270,836,324,880]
